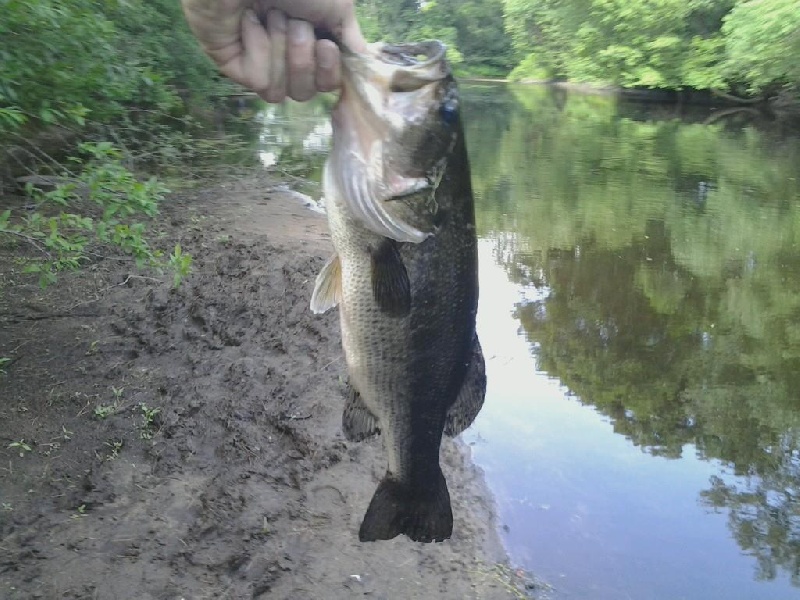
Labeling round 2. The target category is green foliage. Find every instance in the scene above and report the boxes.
[0,142,187,287]
[357,0,514,76]
[508,53,551,82]
[169,244,193,288]
[0,0,238,288]
[94,405,116,420]
[7,440,32,457]
[139,403,161,440]
[501,0,798,96]
[722,0,800,93]
[0,0,231,138]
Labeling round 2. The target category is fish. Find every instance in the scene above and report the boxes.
[310,39,486,543]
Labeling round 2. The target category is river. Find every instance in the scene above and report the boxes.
[245,82,800,599]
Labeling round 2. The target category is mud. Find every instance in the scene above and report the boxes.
[0,174,527,599]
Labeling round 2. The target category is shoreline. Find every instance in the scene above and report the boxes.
[0,171,532,599]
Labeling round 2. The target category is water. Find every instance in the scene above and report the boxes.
[251,83,800,599]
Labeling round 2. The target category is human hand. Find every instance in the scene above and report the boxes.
[180,0,367,102]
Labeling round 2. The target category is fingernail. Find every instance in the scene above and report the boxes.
[288,20,312,43]
[266,9,286,33]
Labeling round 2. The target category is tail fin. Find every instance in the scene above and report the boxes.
[358,469,452,543]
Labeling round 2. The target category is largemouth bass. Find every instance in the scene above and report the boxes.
[311,39,486,543]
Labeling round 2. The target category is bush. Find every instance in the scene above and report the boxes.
[509,54,551,82]
[0,142,188,287]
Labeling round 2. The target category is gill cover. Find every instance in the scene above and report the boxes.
[331,41,452,243]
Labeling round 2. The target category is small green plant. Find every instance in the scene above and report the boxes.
[0,357,11,375]
[104,439,124,461]
[94,386,125,419]
[71,504,88,519]
[188,214,207,232]
[168,244,192,287]
[94,404,116,420]
[139,403,161,439]
[2,503,13,512]
[8,440,32,457]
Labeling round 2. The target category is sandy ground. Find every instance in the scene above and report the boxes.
[0,173,533,599]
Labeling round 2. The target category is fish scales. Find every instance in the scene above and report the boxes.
[312,39,486,543]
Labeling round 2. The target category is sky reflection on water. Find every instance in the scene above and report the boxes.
[468,241,796,599]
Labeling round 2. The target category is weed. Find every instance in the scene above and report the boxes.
[94,404,116,419]
[0,357,11,374]
[94,386,125,419]
[0,143,195,289]
[168,243,192,287]
[71,504,88,519]
[104,439,124,461]
[40,442,60,457]
[139,403,161,439]
[2,503,12,512]
[7,440,32,457]
[188,214,207,232]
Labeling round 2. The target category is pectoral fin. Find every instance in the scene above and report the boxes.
[370,239,411,317]
[444,336,487,437]
[310,253,341,314]
[342,383,380,441]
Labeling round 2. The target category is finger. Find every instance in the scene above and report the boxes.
[287,19,316,102]
[181,0,244,53]
[263,9,287,103]
[252,0,366,52]
[337,1,368,53]
[315,39,341,92]
[229,9,272,93]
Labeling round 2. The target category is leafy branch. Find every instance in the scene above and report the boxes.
[0,142,190,287]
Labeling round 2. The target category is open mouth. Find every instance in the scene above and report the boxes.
[378,41,446,68]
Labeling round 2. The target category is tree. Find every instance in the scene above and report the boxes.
[502,0,799,97]
[722,0,800,94]
[356,0,514,76]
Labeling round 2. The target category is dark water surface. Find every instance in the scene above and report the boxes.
[254,84,800,599]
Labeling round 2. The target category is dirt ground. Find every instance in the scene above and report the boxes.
[0,173,531,600]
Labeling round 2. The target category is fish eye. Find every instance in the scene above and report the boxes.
[439,100,458,125]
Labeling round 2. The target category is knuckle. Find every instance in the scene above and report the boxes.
[288,53,314,73]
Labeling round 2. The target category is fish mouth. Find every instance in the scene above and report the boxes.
[340,40,450,93]
[330,40,450,243]
[377,41,447,68]
[313,28,446,79]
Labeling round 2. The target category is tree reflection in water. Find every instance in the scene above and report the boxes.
[466,83,800,584]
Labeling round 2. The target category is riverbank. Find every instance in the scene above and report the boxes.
[0,172,535,599]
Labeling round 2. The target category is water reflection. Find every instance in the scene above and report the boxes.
[467,83,800,597]
[250,83,800,597]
